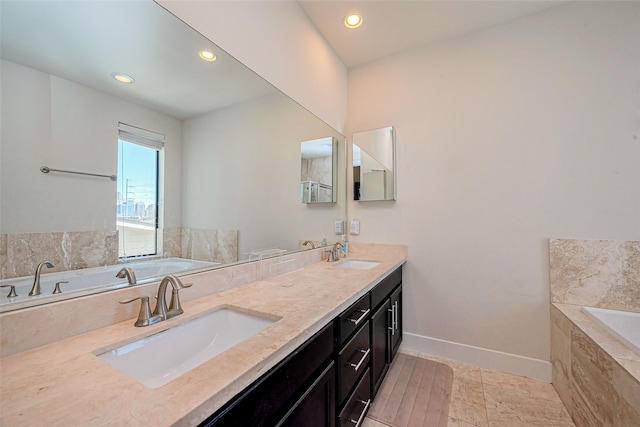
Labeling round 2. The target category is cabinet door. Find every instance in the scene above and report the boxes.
[389,285,402,361]
[370,299,390,399]
[276,361,336,427]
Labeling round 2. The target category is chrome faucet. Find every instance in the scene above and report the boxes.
[152,275,192,321]
[327,242,344,262]
[116,267,137,285]
[303,240,316,249]
[29,261,54,296]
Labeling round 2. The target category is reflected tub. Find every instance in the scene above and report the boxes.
[582,306,640,354]
[0,258,219,311]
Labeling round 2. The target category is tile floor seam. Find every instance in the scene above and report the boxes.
[479,367,491,427]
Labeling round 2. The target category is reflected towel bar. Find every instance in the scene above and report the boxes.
[40,166,117,181]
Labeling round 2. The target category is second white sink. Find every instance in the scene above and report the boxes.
[334,260,380,270]
[96,307,277,388]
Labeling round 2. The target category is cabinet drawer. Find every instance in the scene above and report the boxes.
[338,367,371,427]
[337,320,370,405]
[336,294,371,346]
[370,267,401,311]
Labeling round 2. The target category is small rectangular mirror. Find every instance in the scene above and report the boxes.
[300,137,337,203]
[353,126,396,201]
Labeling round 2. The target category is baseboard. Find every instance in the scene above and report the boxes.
[401,332,552,382]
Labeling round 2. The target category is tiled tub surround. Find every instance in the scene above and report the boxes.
[0,244,406,426]
[0,258,219,313]
[1,227,239,281]
[549,239,640,426]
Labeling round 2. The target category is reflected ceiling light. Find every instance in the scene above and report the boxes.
[111,73,135,84]
[199,50,217,62]
[344,13,362,29]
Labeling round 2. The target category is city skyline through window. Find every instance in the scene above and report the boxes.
[117,139,159,258]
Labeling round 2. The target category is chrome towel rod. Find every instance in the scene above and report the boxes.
[40,166,117,181]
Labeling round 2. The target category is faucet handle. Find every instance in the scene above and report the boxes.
[53,281,68,294]
[120,296,161,327]
[0,284,18,298]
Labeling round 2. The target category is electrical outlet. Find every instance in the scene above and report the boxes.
[334,220,344,234]
[349,219,360,235]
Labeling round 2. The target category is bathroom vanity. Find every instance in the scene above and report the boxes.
[0,245,406,426]
[201,266,402,426]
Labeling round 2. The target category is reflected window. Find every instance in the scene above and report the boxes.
[116,124,164,258]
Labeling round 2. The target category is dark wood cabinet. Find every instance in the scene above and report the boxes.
[389,285,402,360]
[276,361,336,427]
[369,267,403,400]
[200,265,403,427]
[338,367,371,427]
[200,323,334,427]
[370,299,391,398]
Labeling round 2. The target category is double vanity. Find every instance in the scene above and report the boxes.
[0,244,406,426]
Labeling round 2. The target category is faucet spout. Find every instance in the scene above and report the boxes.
[29,261,54,296]
[152,275,191,320]
[116,267,137,285]
[302,240,316,249]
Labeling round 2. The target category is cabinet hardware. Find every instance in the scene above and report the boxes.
[348,348,370,372]
[394,300,399,332]
[388,305,396,336]
[349,399,371,427]
[347,308,370,326]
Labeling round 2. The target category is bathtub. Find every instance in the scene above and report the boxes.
[582,306,640,354]
[0,258,219,311]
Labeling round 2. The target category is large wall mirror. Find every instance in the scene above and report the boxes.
[0,0,345,312]
[353,126,396,201]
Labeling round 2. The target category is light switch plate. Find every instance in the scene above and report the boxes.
[349,219,360,235]
[334,220,344,235]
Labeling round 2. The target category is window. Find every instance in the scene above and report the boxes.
[116,123,164,258]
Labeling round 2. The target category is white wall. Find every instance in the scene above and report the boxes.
[182,93,346,256]
[0,60,183,233]
[158,0,348,134]
[346,1,640,379]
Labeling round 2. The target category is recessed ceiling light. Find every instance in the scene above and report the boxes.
[344,13,362,29]
[199,50,217,62]
[111,73,135,84]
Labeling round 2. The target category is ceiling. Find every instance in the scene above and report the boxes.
[297,1,565,68]
[0,0,277,120]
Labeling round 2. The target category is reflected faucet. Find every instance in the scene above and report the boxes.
[29,261,54,296]
[152,275,192,321]
[116,267,137,285]
[303,240,316,249]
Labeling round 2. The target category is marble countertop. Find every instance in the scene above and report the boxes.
[0,247,406,426]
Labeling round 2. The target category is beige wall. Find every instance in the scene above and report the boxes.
[158,0,348,133]
[346,1,640,378]
[182,93,346,257]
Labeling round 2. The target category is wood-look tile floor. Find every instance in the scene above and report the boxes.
[363,351,575,427]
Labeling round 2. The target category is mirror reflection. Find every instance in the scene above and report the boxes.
[0,0,345,312]
[353,126,396,201]
[300,137,337,204]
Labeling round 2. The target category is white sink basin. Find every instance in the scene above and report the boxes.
[96,307,276,388]
[334,260,381,270]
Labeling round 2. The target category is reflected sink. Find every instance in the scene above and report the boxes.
[96,308,276,388]
[334,260,381,270]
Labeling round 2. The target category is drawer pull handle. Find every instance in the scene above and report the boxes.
[389,306,395,336]
[349,348,370,372]
[349,399,371,427]
[347,308,370,326]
